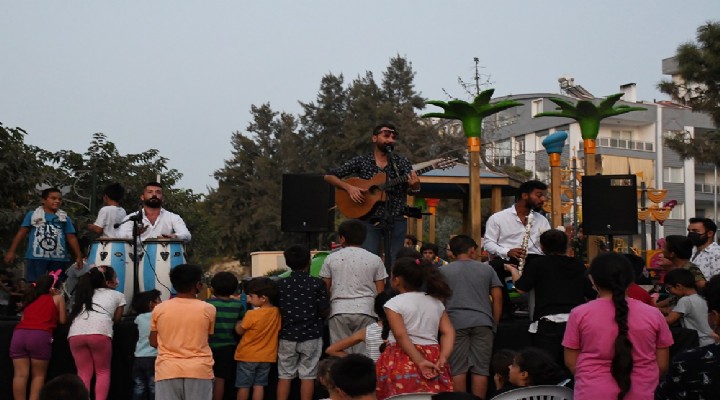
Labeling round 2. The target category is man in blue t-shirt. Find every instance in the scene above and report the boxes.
[4,188,83,282]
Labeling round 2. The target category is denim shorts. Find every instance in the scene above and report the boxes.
[235,361,271,388]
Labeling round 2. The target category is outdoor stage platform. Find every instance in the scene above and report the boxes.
[0,316,532,400]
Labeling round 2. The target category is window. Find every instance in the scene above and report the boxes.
[669,203,685,220]
[515,136,526,154]
[663,167,684,183]
[495,139,512,166]
[531,99,543,116]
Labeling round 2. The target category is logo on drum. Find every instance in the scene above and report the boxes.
[114,252,123,258]
[160,251,169,261]
[101,252,108,261]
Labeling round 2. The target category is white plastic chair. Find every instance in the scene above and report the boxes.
[386,393,435,400]
[490,385,574,400]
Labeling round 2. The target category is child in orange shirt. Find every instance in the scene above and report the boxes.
[234,277,281,400]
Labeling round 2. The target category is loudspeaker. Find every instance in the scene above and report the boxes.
[281,174,335,232]
[582,174,638,235]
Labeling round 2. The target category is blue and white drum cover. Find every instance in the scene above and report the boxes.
[87,238,134,307]
[140,239,187,300]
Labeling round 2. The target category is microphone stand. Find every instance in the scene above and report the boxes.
[381,145,396,276]
[113,209,143,300]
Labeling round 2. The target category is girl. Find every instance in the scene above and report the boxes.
[68,266,126,400]
[507,348,566,388]
[9,272,66,400]
[562,253,673,400]
[131,289,162,400]
[325,290,397,362]
[375,257,455,399]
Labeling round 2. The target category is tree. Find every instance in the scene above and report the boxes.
[659,21,720,163]
[659,21,720,126]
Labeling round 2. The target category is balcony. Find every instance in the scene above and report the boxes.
[597,138,654,152]
[696,183,716,194]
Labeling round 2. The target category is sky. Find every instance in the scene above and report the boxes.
[1,1,718,194]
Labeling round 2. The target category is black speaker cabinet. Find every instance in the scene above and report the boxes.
[281,174,335,233]
[582,174,638,236]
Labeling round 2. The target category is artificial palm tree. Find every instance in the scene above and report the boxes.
[535,93,646,175]
[423,89,522,239]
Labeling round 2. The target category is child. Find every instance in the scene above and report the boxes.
[87,182,127,238]
[507,348,566,387]
[562,253,674,400]
[490,349,516,395]
[150,264,215,400]
[444,234,503,399]
[206,271,244,400]
[39,374,90,400]
[320,219,387,355]
[132,289,162,400]
[234,277,281,400]
[9,273,66,400]
[331,354,377,400]
[325,290,397,362]
[68,266,126,400]
[375,257,455,399]
[664,268,718,346]
[277,245,330,400]
[317,358,340,400]
[4,187,84,282]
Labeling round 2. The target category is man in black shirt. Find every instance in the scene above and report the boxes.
[324,123,420,265]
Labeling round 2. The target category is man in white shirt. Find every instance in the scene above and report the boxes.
[483,180,550,318]
[688,217,720,280]
[88,182,127,238]
[118,182,191,242]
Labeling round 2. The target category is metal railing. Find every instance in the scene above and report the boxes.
[695,183,716,194]
[597,138,654,152]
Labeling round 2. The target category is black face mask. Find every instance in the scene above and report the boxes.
[687,232,708,246]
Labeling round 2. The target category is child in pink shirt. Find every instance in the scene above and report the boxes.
[562,253,673,400]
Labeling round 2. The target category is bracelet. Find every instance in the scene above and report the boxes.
[409,187,421,194]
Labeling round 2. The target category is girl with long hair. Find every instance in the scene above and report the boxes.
[562,253,673,400]
[9,272,66,400]
[68,266,126,400]
[375,257,455,399]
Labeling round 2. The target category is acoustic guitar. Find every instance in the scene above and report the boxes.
[335,158,456,219]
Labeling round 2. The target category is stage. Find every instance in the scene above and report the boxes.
[1,316,532,400]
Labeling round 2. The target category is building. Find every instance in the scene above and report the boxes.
[470,76,716,240]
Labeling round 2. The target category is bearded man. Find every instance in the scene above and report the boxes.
[118,182,191,242]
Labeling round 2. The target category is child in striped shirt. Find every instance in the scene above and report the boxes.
[207,272,245,400]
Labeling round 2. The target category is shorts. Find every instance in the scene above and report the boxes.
[26,259,69,283]
[277,338,323,379]
[235,361,271,388]
[448,326,494,376]
[9,329,53,360]
[211,346,237,381]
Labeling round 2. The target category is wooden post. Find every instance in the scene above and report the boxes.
[550,153,562,228]
[491,186,502,213]
[584,139,600,260]
[469,137,482,242]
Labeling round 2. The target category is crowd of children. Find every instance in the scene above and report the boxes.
[5,210,720,400]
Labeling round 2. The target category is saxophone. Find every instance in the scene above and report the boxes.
[517,213,534,275]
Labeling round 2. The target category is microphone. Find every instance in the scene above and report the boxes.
[113,205,144,228]
[383,144,394,154]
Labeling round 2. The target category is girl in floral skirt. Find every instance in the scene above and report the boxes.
[376,257,455,399]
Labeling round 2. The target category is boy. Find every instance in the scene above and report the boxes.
[330,354,377,400]
[132,289,162,400]
[4,188,84,282]
[206,271,244,400]
[664,268,717,346]
[87,182,127,238]
[277,245,330,400]
[440,234,503,400]
[234,277,281,400]
[320,219,387,355]
[420,242,448,267]
[150,264,216,400]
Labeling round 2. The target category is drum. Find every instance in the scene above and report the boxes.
[87,238,135,307]
[140,239,187,300]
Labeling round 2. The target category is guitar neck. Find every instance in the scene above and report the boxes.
[385,165,435,188]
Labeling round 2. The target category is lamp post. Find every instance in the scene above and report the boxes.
[542,131,568,228]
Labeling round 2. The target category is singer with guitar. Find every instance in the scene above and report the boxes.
[324,123,419,265]
[482,180,550,319]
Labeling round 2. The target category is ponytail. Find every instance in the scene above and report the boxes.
[375,290,398,354]
[69,267,109,322]
[21,275,54,310]
[589,253,635,400]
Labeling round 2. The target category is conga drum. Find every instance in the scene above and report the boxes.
[87,238,134,307]
[140,239,187,300]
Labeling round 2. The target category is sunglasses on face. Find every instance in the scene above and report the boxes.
[377,129,398,138]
